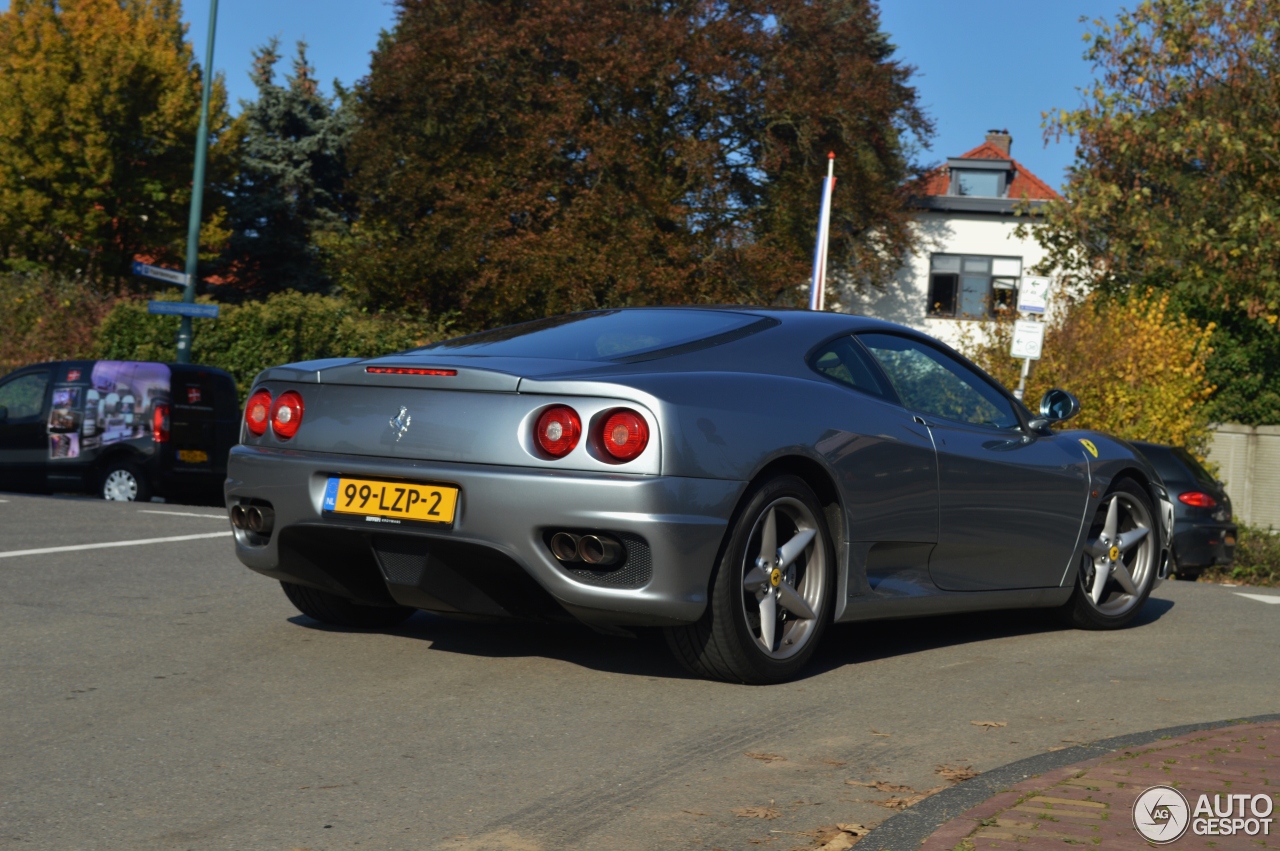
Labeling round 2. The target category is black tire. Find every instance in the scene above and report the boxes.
[280,581,416,629]
[1059,478,1159,630]
[100,460,152,502]
[664,475,835,684]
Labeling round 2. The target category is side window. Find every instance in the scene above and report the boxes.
[0,372,50,419]
[809,336,894,400]
[858,333,1019,429]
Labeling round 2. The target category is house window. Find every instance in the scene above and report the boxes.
[953,169,1003,197]
[928,254,1022,319]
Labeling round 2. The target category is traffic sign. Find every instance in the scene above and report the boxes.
[1010,319,1045,360]
[1017,275,1051,313]
[132,261,190,287]
[147,301,219,319]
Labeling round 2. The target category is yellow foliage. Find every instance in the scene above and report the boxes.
[959,290,1216,457]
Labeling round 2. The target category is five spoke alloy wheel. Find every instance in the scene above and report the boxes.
[1062,478,1158,628]
[665,475,833,684]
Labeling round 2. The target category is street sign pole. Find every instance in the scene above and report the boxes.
[1010,276,1051,401]
[177,0,219,364]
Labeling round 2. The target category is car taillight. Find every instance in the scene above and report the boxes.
[600,409,649,461]
[1178,491,1217,508]
[152,404,169,443]
[535,405,581,458]
[270,391,305,440]
[245,389,272,436]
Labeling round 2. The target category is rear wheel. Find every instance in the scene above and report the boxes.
[280,581,416,629]
[665,475,834,684]
[1059,479,1159,629]
[101,461,152,502]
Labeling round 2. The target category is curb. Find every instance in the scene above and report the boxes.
[858,712,1280,851]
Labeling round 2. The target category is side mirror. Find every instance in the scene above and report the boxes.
[1028,388,1080,430]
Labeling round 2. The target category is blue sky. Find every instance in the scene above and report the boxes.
[2,0,1120,190]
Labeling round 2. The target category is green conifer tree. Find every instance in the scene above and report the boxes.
[220,39,354,296]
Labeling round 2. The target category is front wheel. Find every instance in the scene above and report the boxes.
[101,461,152,502]
[280,581,416,629]
[665,475,835,684]
[1059,478,1159,629]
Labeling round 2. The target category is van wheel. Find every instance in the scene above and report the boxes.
[101,461,152,502]
[280,581,416,629]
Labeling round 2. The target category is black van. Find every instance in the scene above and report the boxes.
[0,360,238,502]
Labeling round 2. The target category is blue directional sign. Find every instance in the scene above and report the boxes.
[132,261,190,286]
[147,301,220,319]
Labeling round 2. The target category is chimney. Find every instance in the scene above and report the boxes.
[985,129,1012,156]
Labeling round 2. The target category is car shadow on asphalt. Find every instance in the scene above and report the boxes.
[286,596,1176,683]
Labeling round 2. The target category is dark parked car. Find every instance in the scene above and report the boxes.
[0,360,238,503]
[1131,441,1236,580]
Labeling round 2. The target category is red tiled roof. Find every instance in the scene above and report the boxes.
[917,141,1060,200]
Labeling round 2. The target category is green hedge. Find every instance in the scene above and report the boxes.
[94,292,451,401]
[1202,522,1280,588]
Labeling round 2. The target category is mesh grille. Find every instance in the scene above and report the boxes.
[372,537,428,585]
[564,532,652,588]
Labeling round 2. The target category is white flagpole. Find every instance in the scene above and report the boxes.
[809,152,836,311]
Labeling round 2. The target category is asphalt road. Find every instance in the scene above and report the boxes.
[1,492,1276,851]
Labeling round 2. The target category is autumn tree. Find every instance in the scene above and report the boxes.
[960,291,1216,455]
[0,0,237,283]
[219,39,355,297]
[1031,0,1280,424]
[328,0,931,331]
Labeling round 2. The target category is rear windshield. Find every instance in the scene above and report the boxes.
[416,309,770,362]
[1172,446,1218,488]
[1136,443,1217,489]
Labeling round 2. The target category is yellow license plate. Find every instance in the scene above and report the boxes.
[177,449,209,463]
[323,476,458,524]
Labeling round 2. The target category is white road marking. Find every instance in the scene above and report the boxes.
[1235,592,1280,605]
[139,510,229,520]
[0,532,233,559]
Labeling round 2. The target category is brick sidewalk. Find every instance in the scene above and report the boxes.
[916,721,1279,851]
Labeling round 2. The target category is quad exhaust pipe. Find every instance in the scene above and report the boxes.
[550,531,623,566]
[230,503,274,536]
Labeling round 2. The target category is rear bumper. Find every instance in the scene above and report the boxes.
[1173,523,1237,568]
[224,444,743,626]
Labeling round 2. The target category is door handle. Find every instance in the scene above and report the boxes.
[913,416,928,426]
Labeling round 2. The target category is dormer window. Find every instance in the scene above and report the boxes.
[954,170,1002,197]
[946,158,1013,198]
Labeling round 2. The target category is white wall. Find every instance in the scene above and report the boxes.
[838,211,1051,350]
[1207,424,1280,528]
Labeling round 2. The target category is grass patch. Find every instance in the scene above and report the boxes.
[1202,522,1280,587]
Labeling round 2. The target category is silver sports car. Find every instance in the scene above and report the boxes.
[226,307,1173,683]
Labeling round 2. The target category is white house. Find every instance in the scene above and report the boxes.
[841,131,1060,349]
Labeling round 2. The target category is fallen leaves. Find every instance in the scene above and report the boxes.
[935,764,979,783]
[970,721,1007,731]
[772,823,869,851]
[734,800,782,820]
[844,779,944,810]
[745,752,787,762]
[869,728,891,737]
[845,779,914,793]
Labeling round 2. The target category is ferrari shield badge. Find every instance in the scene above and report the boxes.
[1079,438,1099,458]
[389,406,412,442]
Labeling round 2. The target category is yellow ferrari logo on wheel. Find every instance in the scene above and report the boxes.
[770,568,781,587]
[1109,545,1120,561]
[1079,438,1099,458]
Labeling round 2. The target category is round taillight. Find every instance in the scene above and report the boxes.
[535,405,581,458]
[600,409,649,461]
[245,389,272,436]
[1178,491,1217,508]
[270,391,305,440]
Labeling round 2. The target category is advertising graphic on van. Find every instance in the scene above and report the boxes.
[47,361,171,460]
